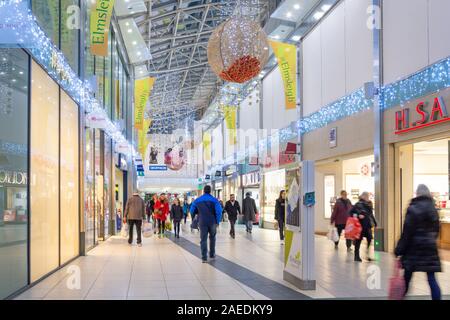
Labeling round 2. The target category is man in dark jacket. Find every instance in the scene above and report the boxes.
[395,184,442,300]
[330,190,353,250]
[190,185,223,263]
[124,192,146,247]
[242,192,258,234]
[349,192,377,262]
[224,194,241,239]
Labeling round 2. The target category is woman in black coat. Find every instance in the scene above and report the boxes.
[275,190,286,242]
[170,198,184,238]
[395,184,442,300]
[349,192,377,262]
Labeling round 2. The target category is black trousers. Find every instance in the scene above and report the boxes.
[278,220,285,240]
[335,224,352,248]
[354,230,372,259]
[174,220,181,236]
[229,219,236,236]
[128,219,142,244]
[158,220,166,234]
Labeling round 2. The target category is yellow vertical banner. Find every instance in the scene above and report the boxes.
[269,41,297,110]
[134,77,155,130]
[90,0,116,56]
[223,106,237,145]
[203,132,211,162]
[138,118,151,160]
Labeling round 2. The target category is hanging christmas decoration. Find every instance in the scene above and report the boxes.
[208,17,269,83]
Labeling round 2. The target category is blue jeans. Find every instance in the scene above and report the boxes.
[246,220,253,232]
[200,224,217,260]
[404,270,441,300]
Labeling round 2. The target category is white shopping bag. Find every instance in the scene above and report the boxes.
[327,226,339,242]
[121,223,129,238]
[142,221,153,238]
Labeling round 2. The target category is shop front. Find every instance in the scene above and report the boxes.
[238,165,261,224]
[383,90,450,254]
[223,165,239,203]
[114,153,128,233]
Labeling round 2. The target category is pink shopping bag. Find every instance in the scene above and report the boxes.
[389,260,406,300]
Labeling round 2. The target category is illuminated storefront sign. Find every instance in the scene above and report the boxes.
[0,170,27,185]
[242,171,261,187]
[395,96,449,135]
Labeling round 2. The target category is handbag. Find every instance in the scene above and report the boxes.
[165,220,172,231]
[327,226,339,243]
[191,215,199,230]
[389,260,406,300]
[121,223,129,238]
[344,217,362,240]
[142,221,153,238]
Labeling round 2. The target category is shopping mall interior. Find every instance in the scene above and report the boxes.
[0,0,450,302]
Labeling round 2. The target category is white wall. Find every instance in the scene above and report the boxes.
[262,66,297,130]
[302,0,373,116]
[212,124,223,165]
[383,0,450,84]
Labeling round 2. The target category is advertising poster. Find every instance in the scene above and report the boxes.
[284,230,302,278]
[285,167,300,229]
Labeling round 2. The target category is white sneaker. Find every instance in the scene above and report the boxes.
[138,243,142,247]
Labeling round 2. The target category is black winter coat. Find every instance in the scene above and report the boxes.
[395,196,441,273]
[349,200,377,239]
[170,204,184,221]
[275,198,285,222]
[224,200,241,221]
[242,196,257,222]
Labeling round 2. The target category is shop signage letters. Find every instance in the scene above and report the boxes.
[395,96,449,135]
[0,170,27,186]
[242,172,261,187]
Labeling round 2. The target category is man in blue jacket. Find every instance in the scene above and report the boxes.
[190,185,223,263]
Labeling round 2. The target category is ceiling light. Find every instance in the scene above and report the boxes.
[291,35,301,42]
[273,35,280,39]
[313,11,325,20]
[132,41,137,45]
[127,29,132,33]
[19,71,24,75]
[321,4,332,11]
[294,4,301,10]
[286,12,292,18]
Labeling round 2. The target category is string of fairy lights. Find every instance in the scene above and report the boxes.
[3,0,138,158]
[3,1,449,171]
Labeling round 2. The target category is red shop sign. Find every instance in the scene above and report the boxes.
[395,96,449,135]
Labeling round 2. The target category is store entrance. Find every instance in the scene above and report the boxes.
[396,138,450,258]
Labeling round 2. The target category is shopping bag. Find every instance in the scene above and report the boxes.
[191,215,199,230]
[142,221,153,238]
[327,226,339,243]
[165,220,172,231]
[344,217,362,240]
[389,260,406,300]
[121,223,129,238]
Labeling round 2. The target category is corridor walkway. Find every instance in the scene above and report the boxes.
[15,223,450,300]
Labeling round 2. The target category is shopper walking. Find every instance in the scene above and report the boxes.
[150,194,158,232]
[190,185,223,263]
[154,193,169,238]
[242,192,258,234]
[171,197,184,238]
[395,184,442,300]
[330,190,353,251]
[275,190,286,242]
[349,192,377,262]
[224,194,241,239]
[183,199,190,224]
[124,192,146,247]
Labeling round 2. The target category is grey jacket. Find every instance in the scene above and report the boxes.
[124,195,146,220]
[242,196,257,222]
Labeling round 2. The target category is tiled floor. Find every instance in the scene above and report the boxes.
[14,223,450,300]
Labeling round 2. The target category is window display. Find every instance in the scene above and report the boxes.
[0,48,29,299]
[262,169,285,227]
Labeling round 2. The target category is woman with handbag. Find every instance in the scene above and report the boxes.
[349,192,377,262]
[154,194,169,238]
[274,190,286,243]
[395,184,442,300]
